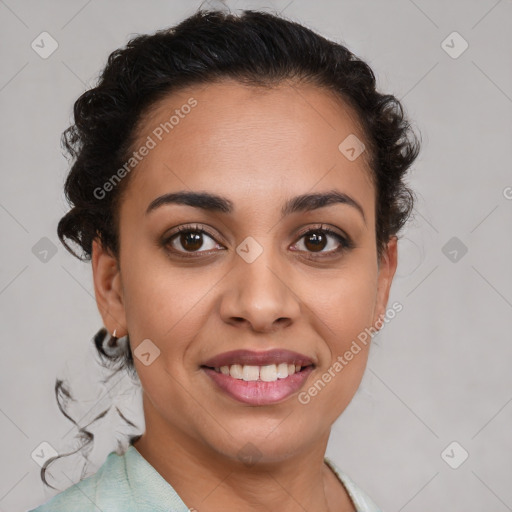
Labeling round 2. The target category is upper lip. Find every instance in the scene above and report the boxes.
[202,349,315,368]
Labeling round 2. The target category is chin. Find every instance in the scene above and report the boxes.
[201,418,322,467]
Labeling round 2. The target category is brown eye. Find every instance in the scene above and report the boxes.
[178,231,204,252]
[164,224,223,256]
[293,226,352,257]
[303,232,328,252]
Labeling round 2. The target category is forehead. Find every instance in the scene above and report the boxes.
[123,79,375,221]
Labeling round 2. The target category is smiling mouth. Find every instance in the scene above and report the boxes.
[201,363,313,382]
[200,363,315,405]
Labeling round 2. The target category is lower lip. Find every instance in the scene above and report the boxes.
[201,366,314,405]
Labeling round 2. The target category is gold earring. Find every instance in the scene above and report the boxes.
[107,328,119,348]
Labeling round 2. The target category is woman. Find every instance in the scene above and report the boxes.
[30,7,420,512]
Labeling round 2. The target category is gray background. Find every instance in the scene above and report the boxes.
[1,0,511,510]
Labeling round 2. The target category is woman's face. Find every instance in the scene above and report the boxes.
[93,79,397,463]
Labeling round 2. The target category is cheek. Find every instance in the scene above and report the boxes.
[121,250,213,341]
[297,262,377,411]
[328,283,376,342]
[296,276,376,422]
[121,264,208,411]
[302,262,378,348]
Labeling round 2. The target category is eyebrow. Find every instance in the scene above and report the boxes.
[146,189,366,224]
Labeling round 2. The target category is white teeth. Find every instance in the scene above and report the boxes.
[213,363,305,382]
[242,365,260,381]
[276,363,289,379]
[260,364,278,382]
[229,364,243,379]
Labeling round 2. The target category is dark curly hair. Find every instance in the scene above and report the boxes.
[45,7,421,488]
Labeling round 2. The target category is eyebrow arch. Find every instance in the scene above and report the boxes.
[146,189,366,224]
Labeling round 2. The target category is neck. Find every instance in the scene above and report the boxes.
[132,401,355,512]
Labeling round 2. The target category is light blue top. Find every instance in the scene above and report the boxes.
[29,445,382,511]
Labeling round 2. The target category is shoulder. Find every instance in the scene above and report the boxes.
[324,457,383,512]
[28,445,189,512]
[28,450,132,512]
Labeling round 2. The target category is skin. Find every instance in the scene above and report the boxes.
[92,79,398,512]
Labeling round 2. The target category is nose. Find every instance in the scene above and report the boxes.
[219,246,301,333]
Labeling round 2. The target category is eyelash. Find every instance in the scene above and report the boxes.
[162,223,353,260]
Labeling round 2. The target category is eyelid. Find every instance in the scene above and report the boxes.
[176,223,218,239]
[294,223,348,240]
[162,223,224,251]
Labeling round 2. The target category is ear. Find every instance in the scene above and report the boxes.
[91,238,127,337]
[372,236,398,328]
